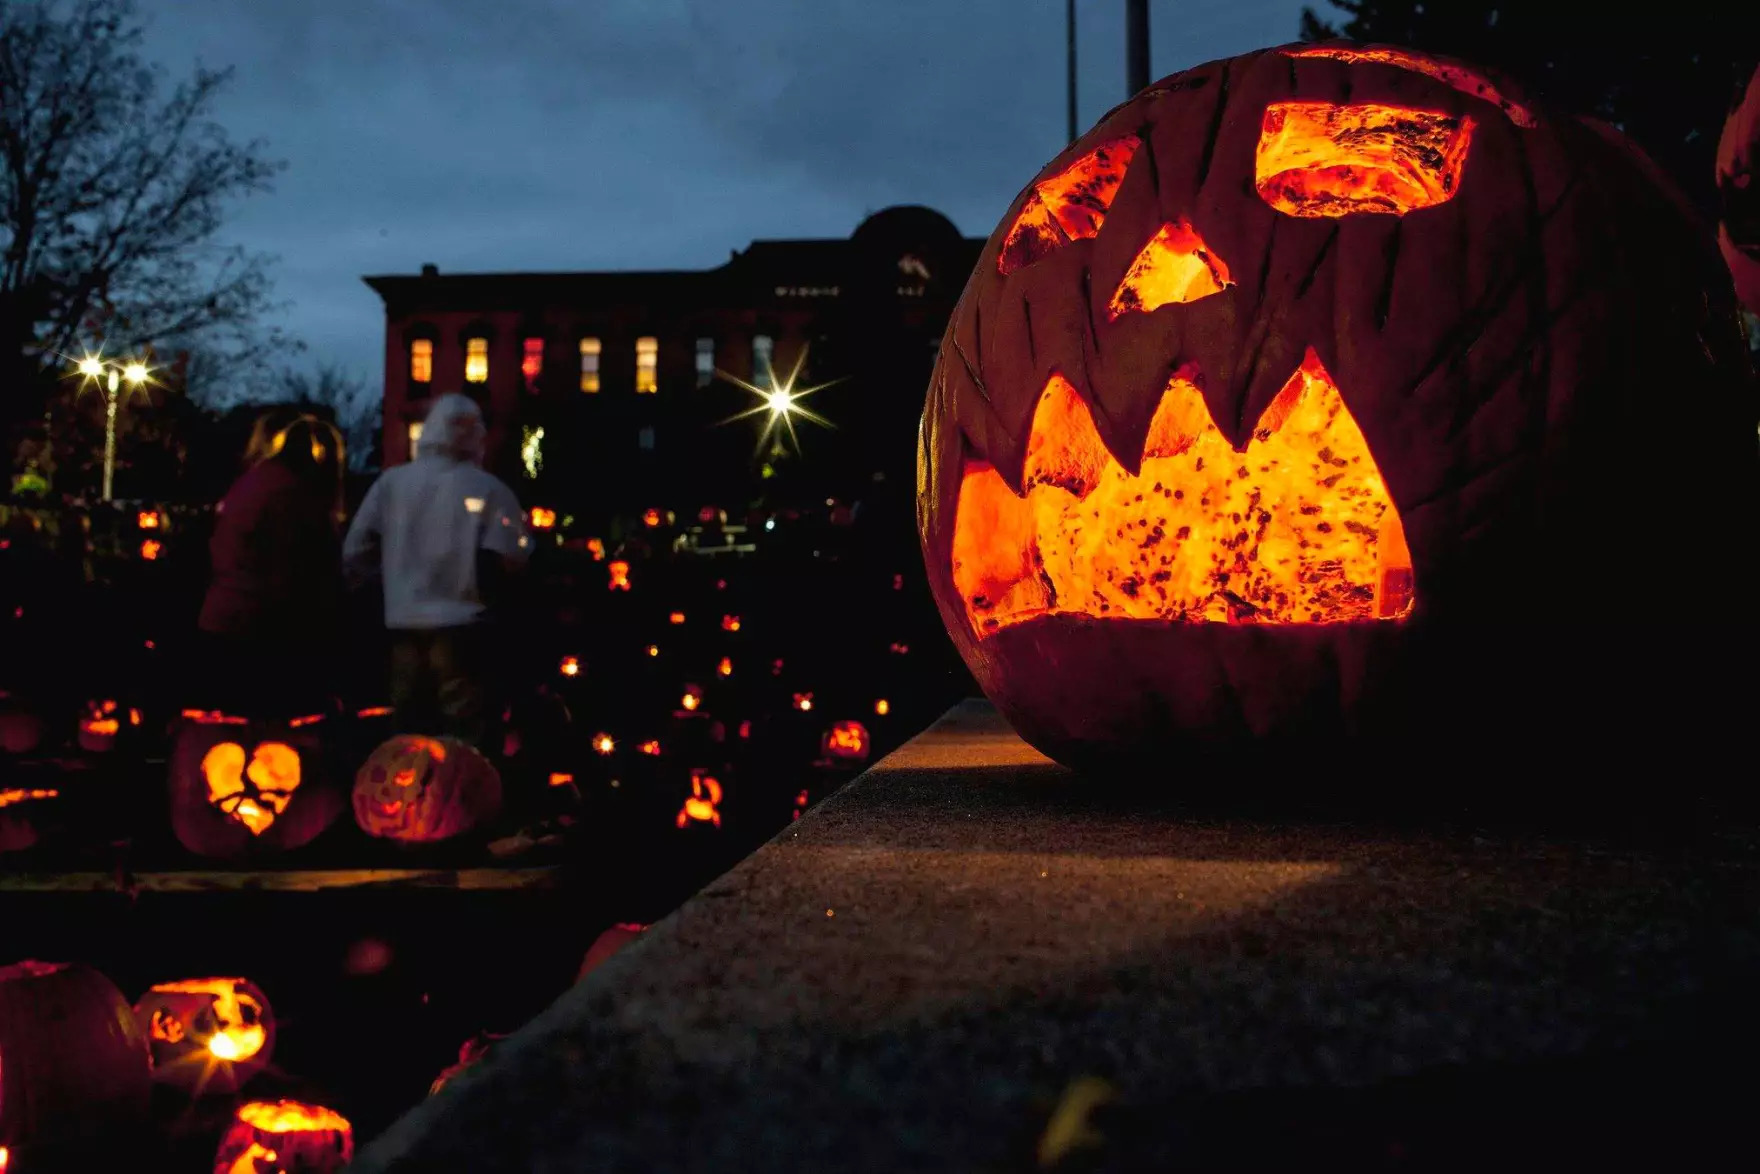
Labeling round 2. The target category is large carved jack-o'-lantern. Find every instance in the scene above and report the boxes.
[352,735,503,843]
[133,977,276,1096]
[169,714,345,859]
[920,43,1756,785]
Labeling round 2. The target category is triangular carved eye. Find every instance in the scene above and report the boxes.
[1107,218,1233,319]
[998,136,1141,274]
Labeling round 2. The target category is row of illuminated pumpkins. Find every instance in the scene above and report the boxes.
[174,718,503,858]
[0,926,651,1170]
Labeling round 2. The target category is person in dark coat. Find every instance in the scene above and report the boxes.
[195,411,346,718]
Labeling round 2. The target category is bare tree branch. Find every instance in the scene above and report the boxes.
[0,0,286,419]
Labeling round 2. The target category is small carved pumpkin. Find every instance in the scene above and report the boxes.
[133,977,276,1096]
[0,961,152,1161]
[352,735,503,843]
[168,714,344,860]
[211,1100,353,1174]
[919,42,1755,777]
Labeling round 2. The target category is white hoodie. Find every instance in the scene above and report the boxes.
[343,394,530,629]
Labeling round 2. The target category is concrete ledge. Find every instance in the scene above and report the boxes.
[352,701,1760,1171]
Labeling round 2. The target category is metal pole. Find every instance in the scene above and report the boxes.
[1126,0,1149,98]
[1067,0,1079,143]
[102,368,119,502]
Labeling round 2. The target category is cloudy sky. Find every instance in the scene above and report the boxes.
[135,0,1313,384]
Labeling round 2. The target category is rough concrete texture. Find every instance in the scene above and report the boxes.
[352,701,1760,1172]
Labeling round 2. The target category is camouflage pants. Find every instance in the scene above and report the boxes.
[388,624,497,750]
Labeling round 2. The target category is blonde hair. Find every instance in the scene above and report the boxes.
[263,413,348,524]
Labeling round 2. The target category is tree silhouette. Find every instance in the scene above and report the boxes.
[0,0,292,426]
[1299,1,1759,216]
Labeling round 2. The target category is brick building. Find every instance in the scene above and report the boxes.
[363,206,983,521]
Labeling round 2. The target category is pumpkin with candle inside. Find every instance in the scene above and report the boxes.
[212,1100,353,1174]
[133,977,276,1095]
[168,712,344,860]
[918,43,1755,781]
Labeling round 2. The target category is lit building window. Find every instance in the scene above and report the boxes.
[407,421,423,459]
[695,337,715,387]
[410,339,433,384]
[752,334,774,381]
[579,337,601,392]
[465,337,489,383]
[635,336,659,394]
[522,337,544,384]
[638,426,655,451]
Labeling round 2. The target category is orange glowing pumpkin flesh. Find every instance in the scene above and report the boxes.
[169,719,344,860]
[919,42,1755,774]
[211,1100,353,1174]
[133,977,275,1096]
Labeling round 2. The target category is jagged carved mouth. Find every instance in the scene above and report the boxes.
[951,352,1415,636]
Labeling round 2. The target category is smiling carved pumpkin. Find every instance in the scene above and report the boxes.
[353,735,503,843]
[919,43,1757,784]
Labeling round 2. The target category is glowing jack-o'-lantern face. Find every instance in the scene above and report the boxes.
[134,977,275,1095]
[212,1100,353,1174]
[920,42,1754,773]
[202,742,301,836]
[353,735,502,843]
[169,717,343,859]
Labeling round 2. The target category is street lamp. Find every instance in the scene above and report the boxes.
[73,351,151,502]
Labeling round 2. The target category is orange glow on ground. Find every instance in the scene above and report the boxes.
[1255,101,1474,217]
[1107,218,1233,318]
[140,538,162,560]
[875,699,890,716]
[609,561,631,591]
[999,136,1141,274]
[549,772,575,786]
[951,354,1412,634]
[669,611,686,624]
[236,1099,352,1134]
[717,657,733,677]
[1284,45,1536,128]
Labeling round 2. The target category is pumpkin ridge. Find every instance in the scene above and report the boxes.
[1195,58,1233,188]
[1372,217,1402,331]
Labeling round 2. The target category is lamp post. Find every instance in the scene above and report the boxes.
[74,352,150,502]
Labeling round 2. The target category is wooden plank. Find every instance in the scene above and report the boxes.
[0,867,561,893]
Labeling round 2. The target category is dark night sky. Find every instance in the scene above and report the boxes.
[135,0,1309,388]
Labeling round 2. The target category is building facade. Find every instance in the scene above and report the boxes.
[364,206,983,520]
